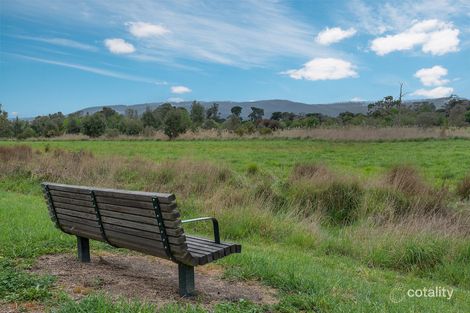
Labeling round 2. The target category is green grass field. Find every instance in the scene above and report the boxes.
[3,138,470,182]
[1,139,470,312]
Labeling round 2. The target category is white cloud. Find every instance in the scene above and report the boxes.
[11,112,18,117]
[167,97,184,103]
[315,27,356,45]
[414,66,449,86]
[171,86,191,94]
[351,97,364,102]
[127,22,170,38]
[412,86,454,98]
[371,19,460,56]
[104,38,135,54]
[283,58,358,81]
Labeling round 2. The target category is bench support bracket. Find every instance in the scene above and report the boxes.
[77,236,90,263]
[178,263,195,296]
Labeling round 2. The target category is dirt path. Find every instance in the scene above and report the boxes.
[28,252,277,309]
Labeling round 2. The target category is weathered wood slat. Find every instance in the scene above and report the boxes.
[99,209,181,228]
[52,197,92,207]
[93,189,175,204]
[187,241,225,259]
[54,203,96,214]
[94,196,154,209]
[57,213,99,228]
[61,225,103,241]
[186,237,232,256]
[55,207,97,221]
[100,216,183,237]
[49,190,91,201]
[98,202,179,220]
[101,223,186,245]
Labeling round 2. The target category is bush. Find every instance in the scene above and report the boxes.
[258,127,272,135]
[246,163,259,175]
[105,128,120,138]
[319,181,364,225]
[17,127,36,140]
[457,173,470,200]
[81,114,106,137]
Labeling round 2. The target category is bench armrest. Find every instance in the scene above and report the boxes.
[181,217,220,244]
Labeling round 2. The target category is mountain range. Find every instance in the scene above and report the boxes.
[74,97,455,119]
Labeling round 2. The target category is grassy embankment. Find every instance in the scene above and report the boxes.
[1,139,470,312]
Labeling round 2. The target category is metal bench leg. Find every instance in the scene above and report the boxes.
[178,263,195,296]
[77,236,90,262]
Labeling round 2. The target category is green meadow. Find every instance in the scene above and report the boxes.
[4,138,470,182]
[1,138,470,312]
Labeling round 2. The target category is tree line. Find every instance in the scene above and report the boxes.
[1,97,469,140]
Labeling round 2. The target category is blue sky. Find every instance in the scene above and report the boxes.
[1,0,469,117]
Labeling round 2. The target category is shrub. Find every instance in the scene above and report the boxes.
[105,128,120,138]
[385,165,426,196]
[290,163,330,181]
[246,163,259,175]
[81,114,106,137]
[258,127,272,135]
[17,127,36,140]
[319,181,364,225]
[457,173,470,200]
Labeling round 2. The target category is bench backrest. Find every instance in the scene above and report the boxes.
[41,182,194,265]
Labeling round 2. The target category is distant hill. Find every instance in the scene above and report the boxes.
[74,97,458,118]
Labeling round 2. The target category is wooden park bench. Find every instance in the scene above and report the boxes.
[41,182,241,296]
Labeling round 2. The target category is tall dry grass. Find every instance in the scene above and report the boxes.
[2,145,470,283]
[13,126,470,141]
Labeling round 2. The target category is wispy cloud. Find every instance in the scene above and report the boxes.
[5,0,335,68]
[348,0,470,34]
[13,54,165,85]
[16,35,98,51]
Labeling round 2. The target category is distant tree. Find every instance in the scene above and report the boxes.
[206,103,220,121]
[448,104,468,127]
[100,107,118,119]
[271,112,283,121]
[0,105,13,138]
[338,111,355,125]
[466,110,470,124]
[190,101,205,127]
[120,118,143,135]
[81,114,106,137]
[163,108,191,139]
[248,107,264,123]
[65,117,81,134]
[416,112,441,128]
[125,108,138,119]
[142,107,159,128]
[231,106,242,118]
[153,103,173,125]
[17,127,36,140]
[224,114,241,131]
